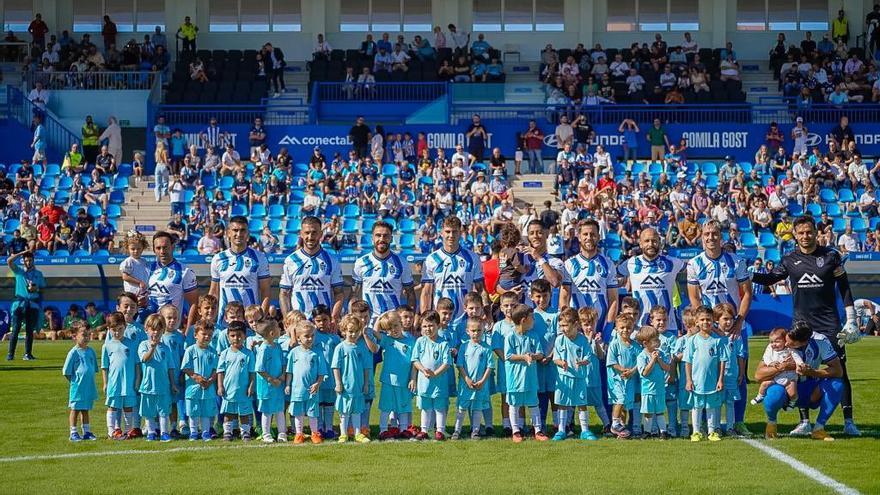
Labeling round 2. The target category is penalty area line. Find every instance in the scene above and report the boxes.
[740,438,860,495]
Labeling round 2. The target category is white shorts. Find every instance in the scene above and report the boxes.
[773,372,798,387]
[514,151,523,161]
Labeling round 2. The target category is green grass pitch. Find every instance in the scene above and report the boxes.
[0,337,877,494]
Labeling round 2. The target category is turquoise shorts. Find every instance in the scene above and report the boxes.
[257,397,284,415]
[692,391,722,409]
[677,381,693,410]
[378,384,413,414]
[554,374,586,407]
[69,400,94,411]
[140,394,172,417]
[220,399,254,416]
[105,395,137,409]
[186,398,218,418]
[335,392,364,415]
[640,394,666,414]
[289,396,320,418]
[585,386,605,408]
[488,370,498,395]
[607,376,635,410]
[364,368,376,400]
[457,396,490,411]
[417,395,449,412]
[319,388,336,404]
[506,390,538,407]
[495,364,506,394]
[538,362,558,393]
[723,384,740,403]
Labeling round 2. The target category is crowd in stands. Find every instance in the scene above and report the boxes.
[0,302,108,342]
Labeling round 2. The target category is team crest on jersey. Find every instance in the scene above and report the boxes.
[401,344,409,353]
[816,257,824,268]
[243,258,252,268]
[433,350,440,360]
[708,347,716,357]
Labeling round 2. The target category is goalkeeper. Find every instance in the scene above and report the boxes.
[751,215,861,437]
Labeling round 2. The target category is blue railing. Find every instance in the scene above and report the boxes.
[451,103,755,125]
[23,70,160,91]
[153,103,308,126]
[7,86,79,158]
[313,81,447,102]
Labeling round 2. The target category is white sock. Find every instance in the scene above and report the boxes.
[223,421,233,435]
[146,419,158,434]
[106,410,116,436]
[132,411,141,430]
[70,426,78,434]
[557,409,567,433]
[399,412,411,431]
[691,408,701,433]
[579,410,589,432]
[518,408,525,430]
[351,413,362,433]
[201,417,211,433]
[388,411,397,427]
[240,422,251,435]
[454,409,465,433]
[308,417,318,434]
[471,410,483,432]
[529,407,542,433]
[123,411,134,431]
[427,411,436,432]
[657,415,667,433]
[159,416,170,435]
[420,410,430,431]
[261,414,272,437]
[379,411,390,432]
[294,416,304,434]
[434,409,445,434]
[509,406,520,434]
[276,413,287,435]
[340,414,350,435]
[483,407,493,428]
[594,405,610,426]
[188,417,199,433]
[82,423,91,433]
[707,408,718,433]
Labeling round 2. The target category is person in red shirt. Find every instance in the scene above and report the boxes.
[482,240,501,302]
[597,170,617,193]
[28,13,49,49]
[101,15,118,50]
[36,216,56,252]
[522,120,544,174]
[39,198,66,226]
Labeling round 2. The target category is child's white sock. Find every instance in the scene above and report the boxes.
[340,414,350,435]
[557,409,567,433]
[483,407,493,429]
[529,407,542,433]
[691,408,702,434]
[351,413,362,433]
[146,419,158,434]
[706,408,718,433]
[595,406,610,426]
[188,417,199,433]
[275,412,286,436]
[420,410,430,431]
[131,411,141,430]
[471,410,483,432]
[159,416,170,435]
[223,421,233,435]
[308,417,319,434]
[454,409,465,433]
[579,410,590,432]
[261,414,272,437]
[502,417,511,428]
[106,410,116,436]
[435,410,447,434]
[508,406,520,434]
[240,421,251,435]
[388,411,397,428]
[201,417,211,434]
[82,423,91,433]
[123,411,134,431]
[518,408,525,430]
[294,416,304,435]
[399,412,411,431]
[657,415,667,433]
[379,411,390,432]
[70,426,78,435]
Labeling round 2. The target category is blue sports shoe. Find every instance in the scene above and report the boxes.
[322,429,338,440]
[202,430,212,442]
[146,432,158,441]
[551,431,567,441]
[82,432,97,441]
[69,432,83,442]
[580,430,597,441]
[160,432,172,442]
[189,431,200,441]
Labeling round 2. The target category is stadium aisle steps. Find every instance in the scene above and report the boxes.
[511,173,560,211]
[115,178,174,235]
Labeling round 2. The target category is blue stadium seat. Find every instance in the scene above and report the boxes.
[293,163,309,176]
[382,164,398,177]
[758,231,776,248]
[399,218,416,233]
[399,234,415,250]
[183,249,199,257]
[31,164,43,176]
[53,191,70,204]
[87,204,103,218]
[106,204,122,219]
[250,204,267,219]
[648,162,663,175]
[837,189,855,203]
[825,203,842,217]
[231,204,248,216]
[286,204,303,218]
[631,162,646,174]
[35,249,50,257]
[805,203,822,217]
[764,248,781,264]
[283,234,299,249]
[4,219,19,234]
[706,175,719,189]
[57,176,73,191]
[95,249,110,257]
[323,204,340,219]
[735,217,752,231]
[264,204,282,219]
[787,203,803,216]
[73,249,90,256]
[248,218,264,233]
[285,218,301,233]
[871,217,880,231]
[819,189,837,203]
[739,162,753,174]
[606,248,622,262]
[701,162,718,175]
[290,189,305,202]
[852,217,868,233]
[741,232,758,248]
[55,249,70,257]
[359,235,373,250]
[268,218,282,232]
[362,218,375,233]
[604,232,622,248]
[832,218,847,233]
[113,176,129,190]
[117,163,133,177]
[343,204,360,218]
[44,163,60,177]
[201,174,216,190]
[109,190,125,204]
[219,176,234,190]
[342,218,358,234]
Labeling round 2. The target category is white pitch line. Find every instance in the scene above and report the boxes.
[740,439,861,495]
[0,442,324,463]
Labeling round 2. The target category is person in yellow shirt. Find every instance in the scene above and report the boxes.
[832,10,849,45]
[774,214,794,254]
[81,115,100,164]
[176,16,198,52]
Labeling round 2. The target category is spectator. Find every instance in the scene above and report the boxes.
[471,33,491,62]
[349,116,370,159]
[95,145,117,176]
[833,9,850,45]
[448,24,470,57]
[413,35,434,61]
[775,214,795,253]
[391,44,411,72]
[151,26,167,49]
[189,56,208,82]
[27,81,48,111]
[93,214,116,252]
[837,224,860,254]
[682,32,698,55]
[28,13,48,50]
[432,26,446,49]
[263,43,286,97]
[360,34,377,58]
[452,55,471,82]
[523,120,544,174]
[719,54,741,81]
[466,114,488,162]
[373,46,393,73]
[176,16,198,52]
[313,33,331,60]
[831,115,855,147]
[101,15,117,50]
[646,118,669,162]
[61,143,86,176]
[197,227,221,255]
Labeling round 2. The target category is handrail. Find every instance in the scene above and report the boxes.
[314,81,448,102]
[23,69,160,91]
[7,86,80,159]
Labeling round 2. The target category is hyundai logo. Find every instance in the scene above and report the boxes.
[804,133,823,148]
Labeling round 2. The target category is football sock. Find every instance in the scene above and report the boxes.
[351,414,362,433]
[529,407,542,433]
[725,403,735,430]
[322,406,335,432]
[399,413,411,431]
[471,410,483,432]
[201,417,211,433]
[557,409,567,433]
[294,416,304,435]
[657,415,667,433]
[454,409,465,433]
[483,407,493,429]
[223,421,233,435]
[666,402,678,433]
[420,410,430,431]
[70,426,78,435]
[379,411,390,432]
[261,415,272,436]
[579,410,590,432]
[435,410,447,434]
[188,417,199,432]
[339,415,350,435]
[509,406,520,434]
[308,417,319,434]
[706,408,718,433]
[595,405,610,426]
[798,408,810,422]
[159,417,170,435]
[275,412,287,435]
[240,421,251,436]
[131,411,141,430]
[361,401,372,429]
[106,410,116,436]
[123,411,134,431]
[502,417,511,429]
[632,403,642,433]
[82,423,91,433]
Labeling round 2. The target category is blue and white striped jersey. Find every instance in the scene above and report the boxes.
[210,248,271,323]
[562,252,619,331]
[617,254,685,331]
[686,251,749,308]
[352,251,414,323]
[422,247,484,319]
[147,259,198,319]
[523,252,566,309]
[279,248,344,315]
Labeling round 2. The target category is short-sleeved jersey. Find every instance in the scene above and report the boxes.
[606,338,639,378]
[457,339,495,400]
[279,248,344,315]
[119,256,150,295]
[137,341,175,395]
[686,251,750,308]
[379,334,416,386]
[683,333,728,394]
[554,333,593,381]
[315,331,342,391]
[210,248,271,324]
[721,334,746,387]
[105,322,146,344]
[618,254,685,331]
[255,342,284,400]
[101,337,138,398]
[637,350,669,396]
[751,246,848,336]
[181,344,219,399]
[353,251,414,321]
[796,332,838,371]
[422,247,484,319]
[411,336,452,398]
[523,253,566,309]
[286,346,327,401]
[63,346,98,404]
[218,347,255,401]
[147,259,197,319]
[331,341,365,395]
[563,252,619,332]
[533,309,558,355]
[161,330,186,371]
[504,332,541,394]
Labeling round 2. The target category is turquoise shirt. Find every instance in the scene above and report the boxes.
[255,342,284,401]
[606,338,639,378]
[180,344,219,400]
[137,341,175,395]
[684,333,728,394]
[637,349,669,396]
[721,334,746,388]
[456,340,495,401]
[379,334,416,387]
[411,336,451,398]
[11,263,44,306]
[533,309,558,355]
[63,346,98,404]
[504,332,541,394]
[218,347,255,401]
[331,341,364,395]
[286,346,327,401]
[554,333,592,381]
[101,337,137,398]
[315,331,341,392]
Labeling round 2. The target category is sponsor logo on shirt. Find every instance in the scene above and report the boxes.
[576,279,603,292]
[705,280,728,293]
[441,274,466,288]
[150,283,171,295]
[225,274,252,287]
[641,275,667,288]
[797,273,824,288]
[296,276,326,291]
[369,279,397,293]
